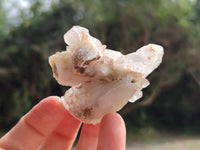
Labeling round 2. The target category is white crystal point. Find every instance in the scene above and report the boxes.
[125,44,164,77]
[64,26,89,46]
[128,91,143,103]
[49,26,164,124]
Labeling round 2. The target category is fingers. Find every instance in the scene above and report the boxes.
[38,110,81,150]
[0,97,126,150]
[76,124,100,150]
[0,96,67,150]
[75,113,126,150]
[97,113,126,150]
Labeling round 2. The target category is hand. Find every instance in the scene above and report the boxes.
[0,96,126,150]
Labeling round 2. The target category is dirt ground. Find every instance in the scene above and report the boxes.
[127,135,200,150]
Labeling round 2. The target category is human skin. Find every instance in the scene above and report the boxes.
[0,96,126,150]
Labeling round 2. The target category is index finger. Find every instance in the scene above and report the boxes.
[0,96,67,150]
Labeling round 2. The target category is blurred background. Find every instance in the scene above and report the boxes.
[0,0,200,149]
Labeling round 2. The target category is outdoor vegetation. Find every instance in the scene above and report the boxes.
[0,0,200,148]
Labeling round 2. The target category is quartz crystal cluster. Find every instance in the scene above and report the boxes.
[49,26,164,124]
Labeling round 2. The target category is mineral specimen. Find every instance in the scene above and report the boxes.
[49,26,164,124]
